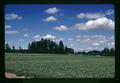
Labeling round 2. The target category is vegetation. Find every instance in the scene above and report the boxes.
[5,53,114,78]
[5,39,115,56]
[77,48,115,56]
[5,39,115,78]
[5,39,74,54]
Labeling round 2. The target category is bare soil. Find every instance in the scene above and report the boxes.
[5,72,30,78]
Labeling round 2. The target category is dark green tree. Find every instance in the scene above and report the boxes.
[5,43,11,52]
[58,40,64,54]
[12,45,15,53]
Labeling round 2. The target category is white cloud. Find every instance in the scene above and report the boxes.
[5,31,18,34]
[86,47,93,51]
[53,25,69,31]
[5,13,22,20]
[77,12,105,19]
[70,44,73,47]
[77,9,114,20]
[5,25,12,29]
[45,7,59,14]
[78,46,101,52]
[111,42,115,46]
[110,36,114,40]
[105,9,114,15]
[76,35,115,50]
[108,42,115,47]
[74,17,114,30]
[33,34,56,41]
[76,35,114,52]
[5,41,10,45]
[77,48,84,51]
[44,16,57,22]
[76,35,108,46]
[42,34,56,40]
[99,40,106,44]
[92,42,100,46]
[24,33,28,37]
[33,35,41,41]
[19,39,24,42]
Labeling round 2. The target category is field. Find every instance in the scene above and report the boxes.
[5,53,115,78]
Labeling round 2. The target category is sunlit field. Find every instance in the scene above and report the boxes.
[5,53,115,78]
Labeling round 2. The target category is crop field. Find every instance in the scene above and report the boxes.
[5,53,115,78]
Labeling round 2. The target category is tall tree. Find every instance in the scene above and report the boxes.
[19,46,22,53]
[101,47,110,56]
[5,43,11,52]
[12,45,15,53]
[110,48,115,56]
[58,40,64,54]
[28,43,31,52]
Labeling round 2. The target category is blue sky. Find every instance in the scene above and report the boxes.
[5,4,115,52]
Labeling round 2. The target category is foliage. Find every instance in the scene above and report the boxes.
[5,39,74,54]
[5,39,114,56]
[5,53,115,78]
[77,48,115,56]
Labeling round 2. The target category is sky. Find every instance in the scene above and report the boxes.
[5,4,115,52]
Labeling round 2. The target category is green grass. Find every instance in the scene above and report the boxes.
[5,53,115,78]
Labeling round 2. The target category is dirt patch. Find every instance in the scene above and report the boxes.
[5,72,31,79]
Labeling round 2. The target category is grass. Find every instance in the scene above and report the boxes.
[5,53,115,78]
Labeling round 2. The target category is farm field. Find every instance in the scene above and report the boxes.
[5,53,115,78]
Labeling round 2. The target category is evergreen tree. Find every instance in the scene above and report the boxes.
[101,47,110,56]
[19,46,22,53]
[110,48,115,56]
[27,39,75,54]
[58,40,64,54]
[5,43,11,52]
[28,43,31,52]
[12,45,15,53]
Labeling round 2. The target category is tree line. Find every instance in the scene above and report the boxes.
[5,38,74,54]
[5,38,115,56]
[76,48,115,56]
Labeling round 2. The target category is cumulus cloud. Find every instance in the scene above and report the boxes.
[5,13,22,20]
[77,47,97,52]
[5,41,11,45]
[108,41,115,48]
[77,12,105,19]
[76,34,113,47]
[43,16,57,22]
[77,9,114,20]
[5,31,18,34]
[53,25,69,31]
[42,34,56,40]
[33,34,56,41]
[86,47,93,51]
[74,17,114,30]
[24,33,28,37]
[45,7,59,14]
[33,35,41,41]
[75,34,114,51]
[76,35,115,51]
[5,25,12,29]
[92,42,100,46]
